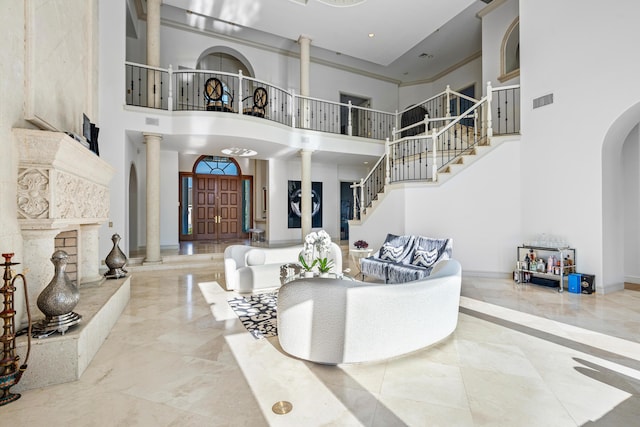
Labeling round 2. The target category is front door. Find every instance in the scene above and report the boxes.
[193,175,241,240]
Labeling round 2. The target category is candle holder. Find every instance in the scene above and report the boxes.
[0,253,32,406]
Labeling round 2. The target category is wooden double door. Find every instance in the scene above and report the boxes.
[193,175,241,239]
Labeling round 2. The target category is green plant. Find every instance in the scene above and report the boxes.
[299,253,317,272]
[316,257,334,274]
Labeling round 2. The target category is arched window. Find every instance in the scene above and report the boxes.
[499,18,520,83]
[194,156,240,175]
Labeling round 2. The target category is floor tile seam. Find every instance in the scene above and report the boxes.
[458,304,640,375]
[459,296,640,357]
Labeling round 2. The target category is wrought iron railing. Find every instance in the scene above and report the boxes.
[490,83,520,135]
[126,63,170,110]
[352,153,387,218]
[125,62,399,141]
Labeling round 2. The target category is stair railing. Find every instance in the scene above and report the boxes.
[351,149,388,219]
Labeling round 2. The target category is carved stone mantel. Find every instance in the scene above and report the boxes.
[14,128,114,230]
[14,128,115,321]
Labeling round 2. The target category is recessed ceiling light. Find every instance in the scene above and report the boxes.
[221,147,257,157]
[363,161,369,165]
[368,33,375,38]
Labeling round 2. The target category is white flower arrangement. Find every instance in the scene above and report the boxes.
[300,230,334,273]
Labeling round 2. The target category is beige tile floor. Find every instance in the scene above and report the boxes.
[4,241,640,426]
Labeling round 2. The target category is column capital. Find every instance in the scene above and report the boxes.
[298,35,312,44]
[143,132,163,141]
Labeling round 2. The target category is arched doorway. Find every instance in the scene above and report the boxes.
[602,102,640,292]
[128,163,138,252]
[190,155,245,240]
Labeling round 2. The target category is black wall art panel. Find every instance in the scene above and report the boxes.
[288,180,322,228]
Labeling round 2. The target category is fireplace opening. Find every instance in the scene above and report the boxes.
[55,230,78,284]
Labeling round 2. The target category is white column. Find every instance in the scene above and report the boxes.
[298,35,311,128]
[144,133,162,264]
[79,224,104,285]
[300,149,313,240]
[147,0,161,107]
[298,35,311,96]
[21,229,60,319]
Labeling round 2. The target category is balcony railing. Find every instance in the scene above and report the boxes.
[125,62,406,141]
[124,63,520,221]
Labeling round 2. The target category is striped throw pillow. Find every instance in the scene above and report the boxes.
[411,247,439,268]
[379,242,405,262]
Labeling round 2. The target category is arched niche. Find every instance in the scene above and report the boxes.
[195,46,255,77]
[498,18,520,83]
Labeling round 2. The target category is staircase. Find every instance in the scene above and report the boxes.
[352,82,520,223]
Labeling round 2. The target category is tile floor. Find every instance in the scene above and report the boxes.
[4,242,640,426]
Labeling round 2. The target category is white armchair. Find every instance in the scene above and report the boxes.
[223,242,343,293]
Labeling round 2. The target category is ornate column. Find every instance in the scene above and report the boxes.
[144,133,162,264]
[79,224,104,285]
[146,0,162,108]
[300,149,313,239]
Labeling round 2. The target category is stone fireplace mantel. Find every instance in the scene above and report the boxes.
[14,128,115,318]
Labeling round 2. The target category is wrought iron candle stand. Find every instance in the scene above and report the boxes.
[0,253,32,406]
[33,250,81,336]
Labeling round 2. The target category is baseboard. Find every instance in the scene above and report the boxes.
[624,275,640,284]
[463,270,512,280]
[598,281,625,294]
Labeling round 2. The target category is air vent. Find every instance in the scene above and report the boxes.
[145,117,159,126]
[533,93,554,109]
[419,53,434,59]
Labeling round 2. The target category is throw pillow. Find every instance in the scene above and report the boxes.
[379,242,405,262]
[411,247,439,268]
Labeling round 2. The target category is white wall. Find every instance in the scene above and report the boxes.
[481,0,520,90]
[99,0,128,259]
[520,0,640,292]
[399,57,483,109]
[350,139,521,275]
[268,158,344,244]
[160,150,179,247]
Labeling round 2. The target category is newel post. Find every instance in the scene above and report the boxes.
[486,81,494,138]
[167,64,173,111]
[431,127,438,182]
[445,85,451,118]
[291,89,296,129]
[347,100,353,136]
[352,182,358,220]
[237,70,244,115]
[385,137,391,185]
[359,178,365,218]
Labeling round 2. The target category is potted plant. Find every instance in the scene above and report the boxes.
[298,253,317,278]
[354,240,369,249]
[316,257,335,278]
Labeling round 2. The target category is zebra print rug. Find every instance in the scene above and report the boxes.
[227,292,278,339]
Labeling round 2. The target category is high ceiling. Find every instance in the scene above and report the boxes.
[137,0,490,84]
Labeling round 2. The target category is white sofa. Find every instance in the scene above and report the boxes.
[224,242,343,293]
[277,258,462,364]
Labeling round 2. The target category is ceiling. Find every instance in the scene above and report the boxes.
[136,0,490,84]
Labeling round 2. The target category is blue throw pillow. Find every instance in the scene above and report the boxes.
[411,247,439,268]
[379,242,405,262]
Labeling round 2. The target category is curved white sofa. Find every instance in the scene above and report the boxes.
[224,242,343,293]
[277,259,462,364]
